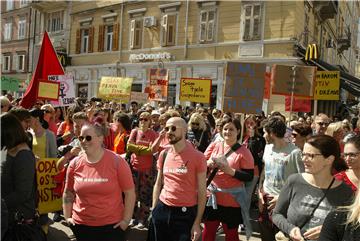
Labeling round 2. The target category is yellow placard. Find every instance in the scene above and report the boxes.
[98,77,133,102]
[36,158,62,214]
[38,81,59,100]
[179,78,212,103]
[314,71,340,100]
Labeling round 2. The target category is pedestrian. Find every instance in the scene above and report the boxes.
[187,113,211,153]
[63,122,136,241]
[335,135,360,191]
[272,135,352,241]
[202,118,254,241]
[291,123,313,151]
[313,113,330,135]
[149,117,207,241]
[258,117,303,241]
[113,111,132,155]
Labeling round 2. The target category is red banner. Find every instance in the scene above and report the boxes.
[147,68,168,101]
[285,96,311,112]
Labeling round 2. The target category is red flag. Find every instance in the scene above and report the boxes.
[21,32,64,109]
[285,96,312,112]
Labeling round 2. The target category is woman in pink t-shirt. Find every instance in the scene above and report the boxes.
[63,123,136,241]
[202,118,254,241]
[126,111,159,228]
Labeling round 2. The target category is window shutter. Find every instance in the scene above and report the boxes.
[98,25,105,52]
[134,20,142,49]
[113,23,120,51]
[207,10,215,42]
[75,29,81,54]
[167,15,176,46]
[161,15,168,46]
[130,19,136,49]
[253,5,261,40]
[88,27,94,53]
[199,11,207,42]
[14,54,18,71]
[243,5,252,41]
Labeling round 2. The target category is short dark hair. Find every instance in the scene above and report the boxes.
[345,134,360,150]
[263,117,286,138]
[1,113,29,150]
[113,111,131,132]
[8,107,31,121]
[292,123,313,137]
[270,111,286,122]
[306,135,347,172]
[220,118,242,141]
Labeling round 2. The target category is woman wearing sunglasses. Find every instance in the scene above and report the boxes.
[272,135,352,241]
[335,135,360,191]
[202,118,254,241]
[126,111,159,228]
[187,113,211,153]
[63,123,136,241]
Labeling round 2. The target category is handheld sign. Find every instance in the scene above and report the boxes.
[48,75,76,106]
[223,62,266,114]
[314,71,340,100]
[148,68,168,101]
[179,78,212,103]
[37,80,60,101]
[36,158,62,214]
[98,77,133,102]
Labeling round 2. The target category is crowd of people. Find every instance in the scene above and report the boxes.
[1,93,360,241]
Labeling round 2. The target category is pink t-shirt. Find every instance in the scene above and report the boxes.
[65,149,134,226]
[158,142,207,207]
[129,129,158,171]
[204,141,254,207]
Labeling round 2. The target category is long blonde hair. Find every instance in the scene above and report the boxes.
[345,187,360,228]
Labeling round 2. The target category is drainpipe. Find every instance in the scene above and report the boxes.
[27,7,32,75]
[117,2,124,76]
[183,0,189,59]
[31,9,37,72]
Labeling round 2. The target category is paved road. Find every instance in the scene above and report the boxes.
[47,215,262,241]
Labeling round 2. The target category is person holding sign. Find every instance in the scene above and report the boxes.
[63,122,136,241]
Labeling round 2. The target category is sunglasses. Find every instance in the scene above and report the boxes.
[79,135,92,142]
[139,118,149,122]
[316,122,330,127]
[164,126,178,132]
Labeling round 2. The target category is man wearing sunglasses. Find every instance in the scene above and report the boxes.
[313,113,330,135]
[150,117,207,241]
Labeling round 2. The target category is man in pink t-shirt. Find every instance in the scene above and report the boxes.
[149,117,207,241]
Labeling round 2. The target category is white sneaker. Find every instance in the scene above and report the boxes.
[129,219,137,227]
[136,222,146,229]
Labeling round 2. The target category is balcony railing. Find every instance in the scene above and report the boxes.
[313,0,338,21]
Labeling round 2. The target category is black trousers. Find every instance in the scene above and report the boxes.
[70,223,125,241]
[148,201,197,241]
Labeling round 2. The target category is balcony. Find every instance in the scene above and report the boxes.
[337,27,351,53]
[313,0,338,21]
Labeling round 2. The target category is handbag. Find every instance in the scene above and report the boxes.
[275,178,335,241]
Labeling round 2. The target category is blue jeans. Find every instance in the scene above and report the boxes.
[149,201,197,241]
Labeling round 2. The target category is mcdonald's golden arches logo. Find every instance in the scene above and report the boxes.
[305,44,318,61]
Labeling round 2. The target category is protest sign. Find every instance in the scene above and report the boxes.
[179,78,212,103]
[48,75,76,106]
[285,96,312,112]
[37,80,60,101]
[36,158,62,214]
[223,62,266,114]
[98,77,133,102]
[314,71,340,100]
[263,71,271,100]
[272,65,316,97]
[130,91,149,104]
[148,68,168,101]
[1,76,19,91]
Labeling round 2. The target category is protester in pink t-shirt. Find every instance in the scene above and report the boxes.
[149,117,207,241]
[63,123,135,241]
[126,111,158,228]
[202,118,254,241]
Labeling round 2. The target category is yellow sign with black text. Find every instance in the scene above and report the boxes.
[179,78,212,103]
[314,71,340,100]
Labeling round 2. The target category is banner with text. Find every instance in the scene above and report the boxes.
[98,77,133,102]
[223,62,266,114]
[272,65,316,97]
[314,71,340,100]
[36,158,62,214]
[48,75,76,106]
[37,81,60,101]
[148,68,168,101]
[179,78,212,103]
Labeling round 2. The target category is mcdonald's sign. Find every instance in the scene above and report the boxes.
[305,44,318,61]
[56,52,71,67]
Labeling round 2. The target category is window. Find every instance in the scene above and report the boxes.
[105,25,113,51]
[303,3,310,46]
[18,19,26,39]
[130,19,142,49]
[161,14,177,46]
[20,0,29,7]
[6,0,14,11]
[3,55,11,72]
[4,22,12,41]
[47,11,63,32]
[199,9,216,43]
[17,54,25,71]
[81,29,89,53]
[243,4,262,41]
